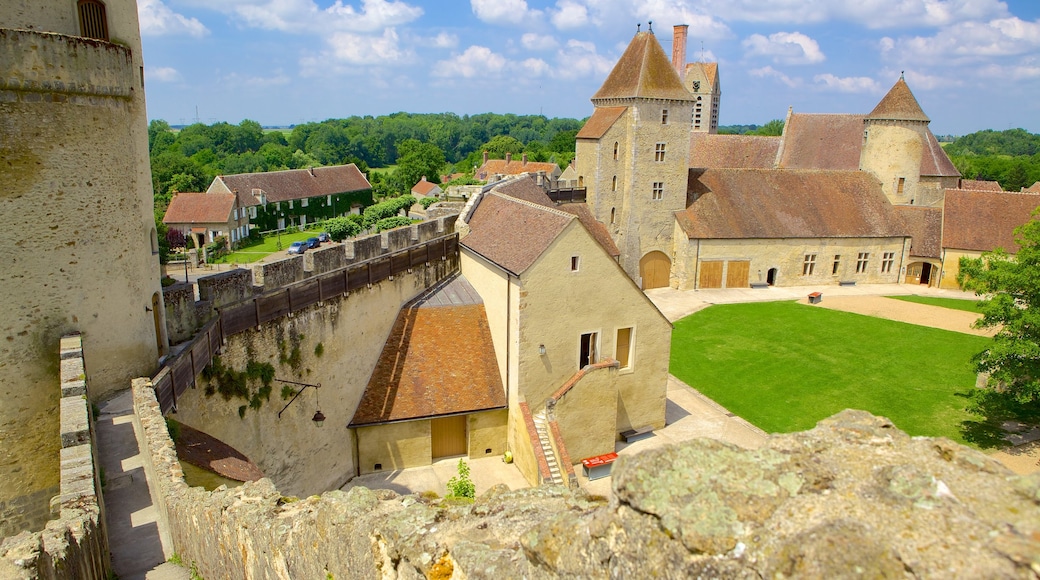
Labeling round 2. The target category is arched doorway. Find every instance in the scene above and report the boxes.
[766,268,778,286]
[905,262,933,285]
[640,251,671,290]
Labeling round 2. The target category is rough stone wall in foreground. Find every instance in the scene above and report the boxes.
[132,374,1040,578]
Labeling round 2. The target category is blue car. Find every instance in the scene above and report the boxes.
[305,237,321,249]
[287,241,307,254]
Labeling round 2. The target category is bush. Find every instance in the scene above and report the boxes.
[325,216,362,242]
[419,196,439,209]
[206,236,228,259]
[374,216,414,232]
[362,195,416,228]
[445,459,475,499]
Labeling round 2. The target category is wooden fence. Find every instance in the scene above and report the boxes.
[546,187,586,204]
[152,233,459,414]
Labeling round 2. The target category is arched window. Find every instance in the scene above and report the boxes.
[611,176,617,191]
[613,142,619,160]
[610,208,616,224]
[78,0,109,41]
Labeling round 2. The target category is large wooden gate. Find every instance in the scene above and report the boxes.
[639,251,671,289]
[698,261,724,288]
[431,415,467,458]
[726,261,750,288]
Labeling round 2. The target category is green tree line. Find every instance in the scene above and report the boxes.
[945,128,1040,191]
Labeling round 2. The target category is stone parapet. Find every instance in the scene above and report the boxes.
[197,268,254,309]
[0,334,110,579]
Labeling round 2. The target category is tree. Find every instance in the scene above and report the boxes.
[324,216,362,242]
[751,119,785,136]
[482,135,524,158]
[394,139,446,190]
[958,214,1040,405]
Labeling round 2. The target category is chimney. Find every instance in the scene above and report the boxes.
[483,151,488,165]
[672,24,689,79]
[308,167,315,177]
[522,153,528,165]
[506,152,512,164]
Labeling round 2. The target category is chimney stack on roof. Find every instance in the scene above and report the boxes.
[308,167,315,177]
[483,151,489,165]
[506,152,512,164]
[522,153,528,165]
[672,24,689,79]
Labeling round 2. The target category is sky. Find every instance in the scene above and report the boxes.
[139,0,1040,136]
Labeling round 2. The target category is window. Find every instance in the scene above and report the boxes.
[232,208,238,220]
[856,252,870,273]
[611,176,617,191]
[897,177,906,195]
[802,254,817,276]
[661,109,669,124]
[692,81,701,91]
[832,255,841,275]
[610,208,616,224]
[288,200,294,209]
[249,206,257,219]
[301,198,308,207]
[652,182,663,201]
[327,194,332,204]
[616,327,633,370]
[579,332,599,369]
[570,256,580,272]
[613,142,619,160]
[654,143,666,162]
[78,0,109,41]
[881,252,895,273]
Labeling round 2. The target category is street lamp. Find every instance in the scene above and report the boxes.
[275,378,325,427]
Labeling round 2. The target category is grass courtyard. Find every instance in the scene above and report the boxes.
[670,301,991,445]
[886,294,983,313]
[210,229,324,264]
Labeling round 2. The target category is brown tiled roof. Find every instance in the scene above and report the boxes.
[685,62,718,87]
[162,192,236,224]
[689,133,780,169]
[493,176,554,206]
[867,77,930,122]
[349,275,505,427]
[894,206,943,258]
[959,179,1003,192]
[592,31,693,102]
[214,164,371,207]
[919,130,960,178]
[677,169,907,239]
[558,203,621,258]
[942,189,1040,252]
[412,178,440,196]
[1024,182,1040,193]
[476,158,559,181]
[576,107,627,140]
[462,192,573,275]
[778,114,864,170]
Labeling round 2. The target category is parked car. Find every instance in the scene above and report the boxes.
[305,237,321,249]
[317,232,330,243]
[287,241,307,254]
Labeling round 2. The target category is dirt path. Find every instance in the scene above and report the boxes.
[811,295,995,337]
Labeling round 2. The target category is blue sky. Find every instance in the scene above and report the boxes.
[140,0,1040,135]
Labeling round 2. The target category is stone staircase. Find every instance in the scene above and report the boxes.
[532,409,564,485]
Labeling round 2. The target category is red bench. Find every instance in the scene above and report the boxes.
[581,452,618,481]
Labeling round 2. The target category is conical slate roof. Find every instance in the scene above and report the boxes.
[592,31,693,102]
[867,77,930,122]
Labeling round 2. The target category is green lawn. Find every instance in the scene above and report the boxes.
[886,294,983,313]
[670,301,990,445]
[211,230,323,264]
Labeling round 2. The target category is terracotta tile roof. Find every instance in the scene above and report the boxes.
[919,130,960,178]
[894,206,943,258]
[689,133,780,169]
[959,179,1003,192]
[942,189,1040,252]
[576,107,627,140]
[475,157,560,181]
[462,190,573,275]
[213,164,371,207]
[557,203,620,258]
[162,192,236,224]
[1024,182,1040,193]
[349,275,505,427]
[411,178,440,196]
[778,114,865,170]
[685,62,718,87]
[867,77,930,123]
[492,176,554,206]
[592,31,693,102]
[677,169,908,239]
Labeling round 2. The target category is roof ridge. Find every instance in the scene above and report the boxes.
[487,190,576,220]
[220,163,359,179]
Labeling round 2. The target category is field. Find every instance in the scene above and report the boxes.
[886,294,983,313]
[670,301,991,445]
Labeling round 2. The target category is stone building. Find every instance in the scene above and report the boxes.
[162,191,249,248]
[0,0,165,536]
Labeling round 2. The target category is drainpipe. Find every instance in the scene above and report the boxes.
[693,239,702,290]
[897,238,909,285]
[505,271,511,403]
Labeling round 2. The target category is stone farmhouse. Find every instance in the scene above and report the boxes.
[162,191,249,249]
[410,175,443,199]
[575,25,1040,291]
[206,163,373,232]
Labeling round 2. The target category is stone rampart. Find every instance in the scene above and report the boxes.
[251,255,304,291]
[161,283,196,344]
[304,244,346,275]
[0,335,110,579]
[131,375,1040,579]
[197,268,254,309]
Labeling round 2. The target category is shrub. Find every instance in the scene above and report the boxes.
[445,459,475,499]
[419,197,438,209]
[374,216,414,232]
[325,216,362,242]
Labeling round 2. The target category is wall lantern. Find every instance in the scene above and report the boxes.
[276,378,325,427]
[538,344,546,356]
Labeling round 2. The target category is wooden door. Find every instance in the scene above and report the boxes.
[431,415,467,459]
[698,261,724,288]
[639,251,671,289]
[726,261,750,288]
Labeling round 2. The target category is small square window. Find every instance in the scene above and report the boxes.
[301,198,308,207]
[571,256,580,271]
[652,182,663,201]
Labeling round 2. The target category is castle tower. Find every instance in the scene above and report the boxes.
[575,27,694,288]
[859,76,959,206]
[0,0,165,536]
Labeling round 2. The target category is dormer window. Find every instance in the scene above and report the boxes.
[78,0,109,41]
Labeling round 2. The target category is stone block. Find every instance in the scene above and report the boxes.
[198,268,254,308]
[59,357,84,384]
[60,380,86,398]
[59,398,89,449]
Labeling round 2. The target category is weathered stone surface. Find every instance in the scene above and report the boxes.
[132,374,1040,580]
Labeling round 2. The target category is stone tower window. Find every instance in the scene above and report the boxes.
[78,0,109,41]
[611,176,617,191]
[661,109,669,124]
[613,142,619,160]
[654,143,666,162]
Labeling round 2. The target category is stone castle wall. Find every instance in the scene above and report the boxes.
[131,372,1040,578]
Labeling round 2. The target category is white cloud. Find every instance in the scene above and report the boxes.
[138,0,208,37]
[326,28,413,65]
[813,73,881,93]
[522,33,559,51]
[743,32,825,65]
[629,0,731,40]
[147,66,182,82]
[433,46,509,78]
[553,39,613,78]
[551,0,589,30]
[424,32,459,49]
[749,66,801,88]
[184,0,423,34]
[221,71,291,87]
[691,0,1009,29]
[470,0,543,27]
[881,17,1040,66]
